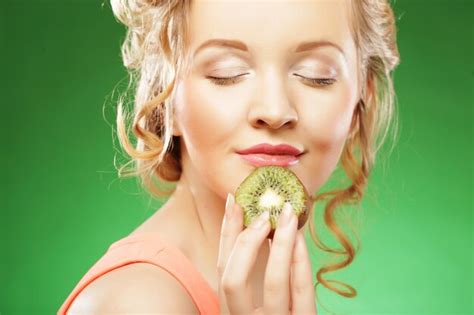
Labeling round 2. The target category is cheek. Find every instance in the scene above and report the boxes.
[301,84,356,148]
[177,78,242,152]
[174,78,250,200]
[297,82,357,192]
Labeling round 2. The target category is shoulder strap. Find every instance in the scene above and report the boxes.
[57,233,220,315]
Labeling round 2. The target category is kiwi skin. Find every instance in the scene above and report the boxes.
[234,166,312,241]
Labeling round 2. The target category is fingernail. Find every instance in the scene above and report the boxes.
[250,210,270,229]
[225,193,235,219]
[278,202,293,228]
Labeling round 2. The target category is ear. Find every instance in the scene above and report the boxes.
[170,76,187,137]
[171,98,183,137]
[347,69,373,139]
[348,69,374,140]
[347,101,360,140]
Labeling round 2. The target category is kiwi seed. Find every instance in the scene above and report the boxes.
[234,166,312,240]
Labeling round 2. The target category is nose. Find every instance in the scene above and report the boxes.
[249,70,298,130]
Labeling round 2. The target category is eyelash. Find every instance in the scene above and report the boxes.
[206,73,336,87]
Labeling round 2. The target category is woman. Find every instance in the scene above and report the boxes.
[58,0,400,314]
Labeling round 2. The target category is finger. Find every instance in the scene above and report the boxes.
[217,193,244,315]
[222,210,271,315]
[291,231,317,315]
[263,202,297,314]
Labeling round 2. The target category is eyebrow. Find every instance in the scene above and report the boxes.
[193,38,345,58]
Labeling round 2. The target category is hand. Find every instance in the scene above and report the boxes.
[217,193,317,315]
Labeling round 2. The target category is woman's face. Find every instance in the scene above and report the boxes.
[172,0,361,201]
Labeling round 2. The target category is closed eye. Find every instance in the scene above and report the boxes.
[292,74,337,87]
[206,73,337,87]
[206,73,248,86]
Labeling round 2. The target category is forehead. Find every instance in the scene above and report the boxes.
[187,0,355,59]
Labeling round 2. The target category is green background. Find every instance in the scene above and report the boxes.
[1,0,472,314]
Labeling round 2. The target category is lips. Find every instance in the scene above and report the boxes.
[236,143,304,167]
[236,143,303,156]
[238,153,301,167]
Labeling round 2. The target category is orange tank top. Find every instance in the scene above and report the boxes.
[57,232,220,315]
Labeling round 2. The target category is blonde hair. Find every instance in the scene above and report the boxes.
[109,0,400,311]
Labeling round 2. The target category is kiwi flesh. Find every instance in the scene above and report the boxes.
[234,165,312,240]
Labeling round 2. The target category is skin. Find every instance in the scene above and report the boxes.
[132,0,363,313]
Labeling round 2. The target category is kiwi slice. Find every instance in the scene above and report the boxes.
[235,165,312,240]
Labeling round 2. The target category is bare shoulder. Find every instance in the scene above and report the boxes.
[67,263,198,314]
